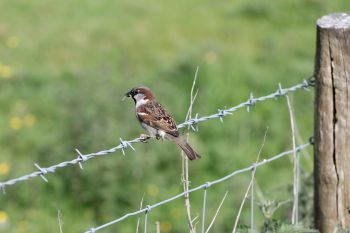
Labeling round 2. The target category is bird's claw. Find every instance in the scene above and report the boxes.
[140,134,151,143]
[155,134,165,141]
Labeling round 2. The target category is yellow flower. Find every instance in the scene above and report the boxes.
[24,114,36,127]
[6,36,19,48]
[0,64,13,78]
[0,211,8,225]
[0,163,10,175]
[147,184,159,197]
[10,117,22,130]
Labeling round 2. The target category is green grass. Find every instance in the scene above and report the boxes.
[0,0,349,232]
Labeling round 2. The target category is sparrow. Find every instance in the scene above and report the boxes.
[125,86,201,160]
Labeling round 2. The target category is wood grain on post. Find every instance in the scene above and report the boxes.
[314,13,350,232]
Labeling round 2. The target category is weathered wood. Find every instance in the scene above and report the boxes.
[314,13,350,232]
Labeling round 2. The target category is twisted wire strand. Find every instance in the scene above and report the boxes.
[0,79,312,192]
[84,141,312,233]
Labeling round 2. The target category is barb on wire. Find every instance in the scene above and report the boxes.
[0,79,313,191]
[247,93,255,112]
[34,163,49,182]
[119,137,136,156]
[84,141,312,233]
[75,149,87,170]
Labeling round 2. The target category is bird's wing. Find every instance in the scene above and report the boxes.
[137,100,179,137]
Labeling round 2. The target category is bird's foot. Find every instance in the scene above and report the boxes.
[155,134,165,141]
[140,134,151,143]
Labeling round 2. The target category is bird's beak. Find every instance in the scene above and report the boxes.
[122,90,132,101]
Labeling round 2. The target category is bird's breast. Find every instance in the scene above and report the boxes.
[141,122,158,137]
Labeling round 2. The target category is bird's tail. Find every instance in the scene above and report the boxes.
[179,141,201,160]
[168,135,201,160]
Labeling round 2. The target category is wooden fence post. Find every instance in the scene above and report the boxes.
[314,13,350,232]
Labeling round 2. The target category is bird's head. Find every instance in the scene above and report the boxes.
[124,86,154,104]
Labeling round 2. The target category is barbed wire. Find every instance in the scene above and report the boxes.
[0,79,313,193]
[84,140,312,233]
[178,79,313,129]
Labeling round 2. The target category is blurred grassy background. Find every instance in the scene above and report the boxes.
[0,0,349,232]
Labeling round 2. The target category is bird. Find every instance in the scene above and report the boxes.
[124,86,201,160]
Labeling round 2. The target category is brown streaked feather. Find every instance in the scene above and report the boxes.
[137,100,179,137]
